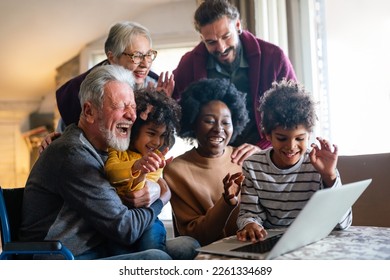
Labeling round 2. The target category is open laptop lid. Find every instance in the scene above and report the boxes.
[197,179,372,260]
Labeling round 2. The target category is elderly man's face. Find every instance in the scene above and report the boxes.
[200,16,241,65]
[97,80,137,151]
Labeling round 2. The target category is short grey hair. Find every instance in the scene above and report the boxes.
[104,21,152,58]
[79,65,135,111]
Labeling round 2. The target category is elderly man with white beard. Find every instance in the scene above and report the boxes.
[19,65,199,260]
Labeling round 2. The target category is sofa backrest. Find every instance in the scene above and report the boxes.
[337,153,390,227]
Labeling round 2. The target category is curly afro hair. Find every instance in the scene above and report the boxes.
[179,78,249,143]
[131,88,181,148]
[259,79,318,135]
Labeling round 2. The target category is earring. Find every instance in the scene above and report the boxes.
[237,28,242,35]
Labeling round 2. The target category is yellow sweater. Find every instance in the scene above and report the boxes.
[163,146,242,246]
[105,148,162,194]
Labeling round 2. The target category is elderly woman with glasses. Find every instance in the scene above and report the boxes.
[56,21,174,129]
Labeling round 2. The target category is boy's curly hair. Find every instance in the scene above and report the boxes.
[259,79,318,135]
[131,88,181,148]
[179,78,249,143]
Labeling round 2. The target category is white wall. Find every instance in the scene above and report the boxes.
[133,0,199,47]
[325,0,390,155]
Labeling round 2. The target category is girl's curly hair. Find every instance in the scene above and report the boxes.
[179,78,249,143]
[131,88,181,148]
[259,79,318,135]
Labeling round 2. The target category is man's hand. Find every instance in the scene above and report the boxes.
[122,181,161,208]
[231,143,261,165]
[39,132,62,154]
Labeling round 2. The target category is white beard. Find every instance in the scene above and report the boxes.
[98,119,130,151]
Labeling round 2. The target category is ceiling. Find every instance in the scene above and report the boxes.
[0,0,189,117]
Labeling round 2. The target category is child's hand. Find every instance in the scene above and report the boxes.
[222,172,244,206]
[237,223,268,242]
[134,148,170,174]
[310,137,338,187]
[155,147,173,166]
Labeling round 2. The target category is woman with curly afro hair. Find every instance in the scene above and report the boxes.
[164,78,250,246]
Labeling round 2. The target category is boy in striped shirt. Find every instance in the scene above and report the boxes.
[236,79,352,242]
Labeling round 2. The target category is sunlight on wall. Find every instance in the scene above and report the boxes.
[325,0,390,155]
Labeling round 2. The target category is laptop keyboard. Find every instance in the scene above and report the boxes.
[231,234,283,254]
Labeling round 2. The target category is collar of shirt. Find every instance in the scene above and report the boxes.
[206,40,249,76]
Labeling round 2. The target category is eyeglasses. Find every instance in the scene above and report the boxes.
[122,50,157,64]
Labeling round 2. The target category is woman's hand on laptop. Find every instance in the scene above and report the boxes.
[237,223,268,243]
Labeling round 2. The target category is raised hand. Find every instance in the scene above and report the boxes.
[310,137,338,187]
[156,71,175,97]
[134,147,171,175]
[222,172,245,206]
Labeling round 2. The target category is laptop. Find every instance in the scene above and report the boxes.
[197,179,372,260]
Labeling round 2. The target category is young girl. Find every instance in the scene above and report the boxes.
[105,88,181,252]
[237,79,352,242]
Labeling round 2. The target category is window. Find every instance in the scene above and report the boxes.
[287,0,390,155]
[151,47,192,75]
[324,0,390,155]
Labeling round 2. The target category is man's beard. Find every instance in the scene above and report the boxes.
[212,46,235,64]
[213,43,242,74]
[98,119,130,151]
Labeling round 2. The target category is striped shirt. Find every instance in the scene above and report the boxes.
[237,148,352,230]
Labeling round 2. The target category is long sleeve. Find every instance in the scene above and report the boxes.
[237,149,349,230]
[171,190,237,246]
[105,148,138,185]
[237,174,267,230]
[104,149,163,192]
